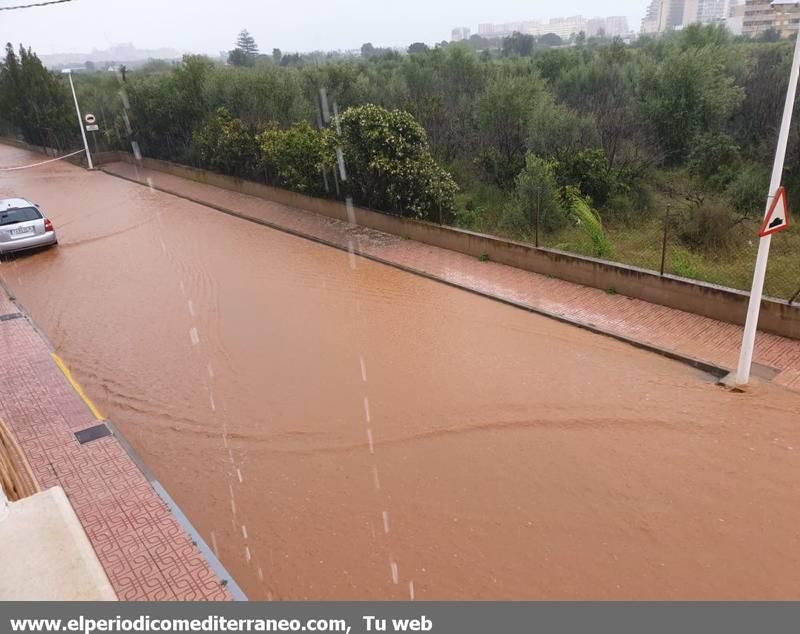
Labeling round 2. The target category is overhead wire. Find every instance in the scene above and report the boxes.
[0,0,77,10]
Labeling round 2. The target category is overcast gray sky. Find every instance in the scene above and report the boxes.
[0,0,648,55]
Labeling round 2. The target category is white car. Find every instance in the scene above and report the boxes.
[0,198,58,255]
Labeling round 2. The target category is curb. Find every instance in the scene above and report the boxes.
[103,167,731,380]
[0,280,248,601]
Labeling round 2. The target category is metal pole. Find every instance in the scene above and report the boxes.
[65,70,93,169]
[735,30,800,385]
[660,205,670,276]
[0,484,8,518]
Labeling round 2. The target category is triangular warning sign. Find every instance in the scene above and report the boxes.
[759,187,790,238]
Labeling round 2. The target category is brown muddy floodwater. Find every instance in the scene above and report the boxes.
[2,145,800,600]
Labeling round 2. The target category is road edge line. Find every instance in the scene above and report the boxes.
[0,278,248,601]
[51,352,104,420]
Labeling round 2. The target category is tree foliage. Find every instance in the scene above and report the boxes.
[0,43,74,148]
[259,122,331,195]
[192,107,259,177]
[229,29,259,67]
[501,154,564,234]
[334,104,458,219]
[5,28,793,259]
[476,69,548,187]
[636,42,743,162]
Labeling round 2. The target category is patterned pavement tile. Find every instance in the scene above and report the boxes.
[0,297,233,601]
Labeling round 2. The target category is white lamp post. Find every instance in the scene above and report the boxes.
[735,1,800,385]
[61,68,93,170]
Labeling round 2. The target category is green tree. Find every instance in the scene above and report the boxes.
[228,48,251,67]
[236,29,259,56]
[555,55,639,168]
[500,153,565,234]
[554,148,616,207]
[502,32,535,57]
[527,101,600,159]
[229,29,258,67]
[687,132,741,190]
[476,70,547,187]
[636,44,743,162]
[334,104,458,220]
[0,43,75,148]
[124,55,214,159]
[759,27,781,43]
[192,107,259,177]
[726,163,770,217]
[400,45,485,161]
[539,33,564,47]
[408,42,430,55]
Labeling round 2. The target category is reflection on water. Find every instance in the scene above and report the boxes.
[3,145,800,600]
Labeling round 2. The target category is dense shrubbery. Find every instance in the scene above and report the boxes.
[193,107,259,178]
[259,122,332,195]
[679,201,745,253]
[2,25,798,269]
[334,105,458,219]
[501,154,564,234]
[0,44,75,149]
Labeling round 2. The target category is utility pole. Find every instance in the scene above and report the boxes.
[62,69,93,170]
[735,18,800,385]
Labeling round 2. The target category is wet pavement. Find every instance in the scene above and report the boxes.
[2,144,800,599]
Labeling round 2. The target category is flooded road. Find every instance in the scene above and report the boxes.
[2,144,800,599]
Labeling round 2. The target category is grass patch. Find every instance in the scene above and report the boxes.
[449,171,800,300]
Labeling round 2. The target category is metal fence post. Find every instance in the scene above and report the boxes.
[660,204,671,277]
[0,484,8,519]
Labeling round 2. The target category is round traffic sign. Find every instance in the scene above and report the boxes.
[84,113,96,125]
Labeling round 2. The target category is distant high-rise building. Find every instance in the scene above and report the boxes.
[474,13,628,42]
[641,0,661,33]
[697,0,729,23]
[641,0,731,33]
[663,0,691,29]
[451,26,471,41]
[546,15,587,39]
[726,0,745,35]
[587,17,607,36]
[586,16,630,37]
[743,0,800,37]
[605,16,631,36]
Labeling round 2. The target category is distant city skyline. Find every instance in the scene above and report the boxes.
[454,13,632,41]
[0,0,648,57]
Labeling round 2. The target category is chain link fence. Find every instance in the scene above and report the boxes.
[524,202,800,302]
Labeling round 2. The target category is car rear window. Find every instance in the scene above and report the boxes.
[0,207,41,226]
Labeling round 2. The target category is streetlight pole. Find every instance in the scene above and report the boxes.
[735,17,800,385]
[62,69,93,170]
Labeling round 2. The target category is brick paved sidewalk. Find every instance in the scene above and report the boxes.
[102,162,800,393]
[0,289,238,600]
